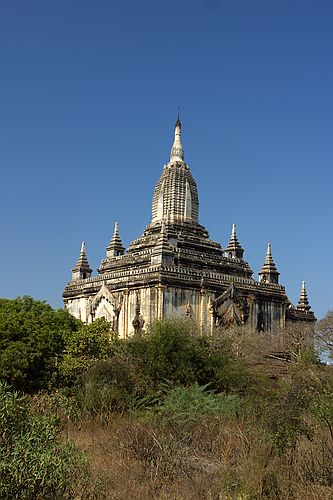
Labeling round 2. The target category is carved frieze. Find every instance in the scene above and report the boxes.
[211,283,250,328]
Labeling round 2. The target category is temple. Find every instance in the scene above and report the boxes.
[63,118,315,336]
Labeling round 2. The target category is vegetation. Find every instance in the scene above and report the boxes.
[0,296,112,391]
[0,296,333,499]
[0,380,90,499]
[316,309,333,360]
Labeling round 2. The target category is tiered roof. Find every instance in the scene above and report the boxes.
[297,281,311,311]
[106,222,125,258]
[72,241,92,279]
[258,243,280,284]
[224,224,244,259]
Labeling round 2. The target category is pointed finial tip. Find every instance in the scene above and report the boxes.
[80,241,86,253]
[232,223,236,233]
[175,107,181,128]
[170,112,184,161]
[302,280,306,290]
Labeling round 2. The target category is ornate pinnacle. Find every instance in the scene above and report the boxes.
[73,241,90,270]
[106,222,125,258]
[72,240,92,279]
[111,222,121,244]
[258,243,279,284]
[225,223,244,259]
[170,114,184,162]
[261,243,278,272]
[297,281,311,311]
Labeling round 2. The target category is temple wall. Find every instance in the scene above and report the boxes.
[118,286,160,338]
[163,287,211,332]
[65,285,288,339]
[116,286,213,337]
[65,297,90,323]
[260,300,285,333]
[94,297,114,322]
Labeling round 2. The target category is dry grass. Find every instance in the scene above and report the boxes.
[65,413,333,500]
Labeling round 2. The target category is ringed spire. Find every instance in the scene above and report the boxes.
[106,222,125,258]
[170,113,184,162]
[151,116,199,224]
[224,224,244,259]
[258,243,280,284]
[297,281,311,311]
[71,241,92,280]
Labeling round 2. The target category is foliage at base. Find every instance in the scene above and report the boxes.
[0,381,89,500]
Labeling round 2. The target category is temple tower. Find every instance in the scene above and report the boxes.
[106,222,125,258]
[224,224,244,259]
[297,281,311,312]
[71,241,92,280]
[258,243,280,284]
[151,117,199,224]
[63,116,315,336]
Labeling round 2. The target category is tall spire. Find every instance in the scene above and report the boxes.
[297,281,311,311]
[106,222,125,258]
[72,241,92,280]
[170,113,184,162]
[224,224,244,259]
[258,243,279,284]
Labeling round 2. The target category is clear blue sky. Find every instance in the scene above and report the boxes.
[0,0,332,318]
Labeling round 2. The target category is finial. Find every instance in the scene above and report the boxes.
[176,107,181,125]
[297,280,311,311]
[225,224,244,259]
[105,221,125,258]
[258,242,279,284]
[170,113,184,162]
[72,240,92,280]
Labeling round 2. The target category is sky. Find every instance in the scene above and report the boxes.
[0,0,332,319]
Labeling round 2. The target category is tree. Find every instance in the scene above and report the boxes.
[0,296,79,391]
[59,319,115,385]
[316,311,333,360]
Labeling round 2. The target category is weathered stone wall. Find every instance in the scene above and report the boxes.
[65,283,288,338]
[65,297,89,323]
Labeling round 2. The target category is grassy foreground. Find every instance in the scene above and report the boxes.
[0,298,333,499]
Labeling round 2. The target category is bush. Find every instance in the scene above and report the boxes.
[0,381,89,499]
[153,384,240,425]
[77,356,138,417]
[0,297,79,391]
[141,319,199,386]
[127,319,253,394]
[59,318,115,386]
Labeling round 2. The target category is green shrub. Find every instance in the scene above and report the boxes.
[153,384,240,425]
[0,381,88,499]
[142,319,199,386]
[78,356,137,416]
[59,318,115,386]
[127,319,252,394]
[0,297,79,391]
